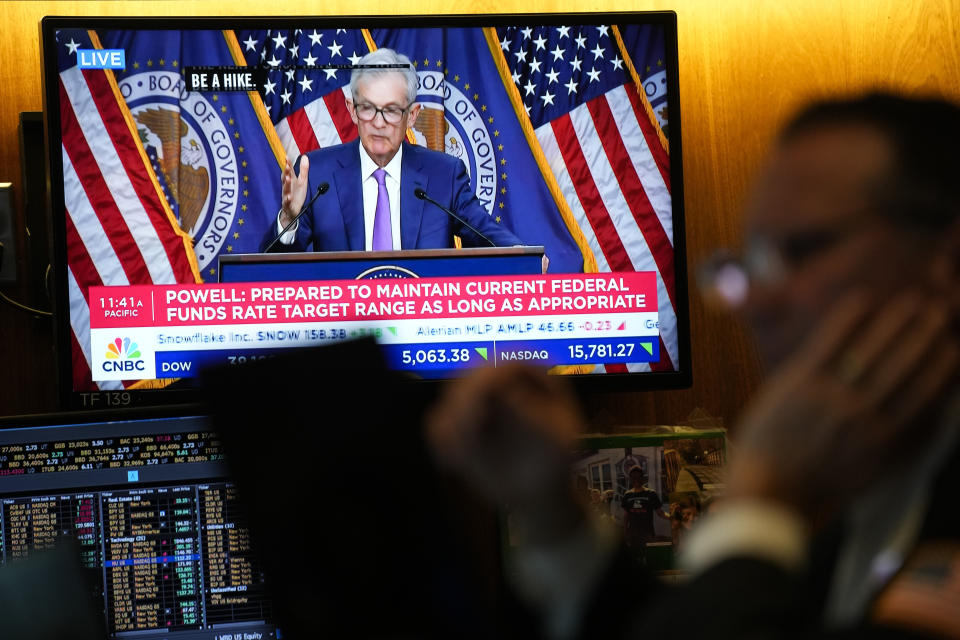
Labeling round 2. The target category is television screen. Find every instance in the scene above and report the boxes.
[0,412,276,637]
[41,13,688,409]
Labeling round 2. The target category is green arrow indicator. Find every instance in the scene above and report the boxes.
[474,347,489,361]
[640,341,654,356]
[387,327,397,336]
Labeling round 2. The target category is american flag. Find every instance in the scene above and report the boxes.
[235,28,369,159]
[497,24,676,372]
[56,29,201,391]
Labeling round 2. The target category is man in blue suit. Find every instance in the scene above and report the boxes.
[263,48,525,253]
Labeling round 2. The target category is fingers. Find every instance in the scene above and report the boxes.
[881,322,960,443]
[886,331,960,438]
[789,291,873,377]
[281,159,295,214]
[827,292,921,385]
[280,156,310,218]
[734,292,874,449]
[427,364,571,461]
[864,300,950,401]
[427,366,590,542]
[426,364,512,466]
[426,364,582,489]
[297,155,309,184]
[731,290,960,519]
[822,292,958,442]
[795,290,955,427]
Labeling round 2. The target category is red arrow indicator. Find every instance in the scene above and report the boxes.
[617,322,626,330]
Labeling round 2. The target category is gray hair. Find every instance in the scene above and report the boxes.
[349,48,418,105]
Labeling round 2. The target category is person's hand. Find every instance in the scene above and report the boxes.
[427,364,585,543]
[280,156,310,226]
[727,291,960,522]
[541,254,550,274]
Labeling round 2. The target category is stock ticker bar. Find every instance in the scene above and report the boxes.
[0,431,223,476]
[87,272,662,381]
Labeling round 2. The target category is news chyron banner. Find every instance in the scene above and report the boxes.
[88,273,659,380]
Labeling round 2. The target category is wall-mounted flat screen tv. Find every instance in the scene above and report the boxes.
[40,12,688,409]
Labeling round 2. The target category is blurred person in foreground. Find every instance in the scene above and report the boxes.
[427,92,960,640]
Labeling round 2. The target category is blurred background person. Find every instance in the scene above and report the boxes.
[669,496,700,553]
[621,466,669,566]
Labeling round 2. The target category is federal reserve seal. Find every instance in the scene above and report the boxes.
[355,265,419,280]
[118,68,241,272]
[411,65,503,220]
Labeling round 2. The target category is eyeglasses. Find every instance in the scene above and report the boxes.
[696,244,779,309]
[353,102,413,124]
[698,214,879,309]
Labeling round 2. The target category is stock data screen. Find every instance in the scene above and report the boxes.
[0,416,276,639]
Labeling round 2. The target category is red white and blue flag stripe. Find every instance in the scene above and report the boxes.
[56,29,201,391]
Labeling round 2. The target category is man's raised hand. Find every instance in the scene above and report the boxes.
[280,156,310,227]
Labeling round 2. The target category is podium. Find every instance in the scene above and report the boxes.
[218,246,545,283]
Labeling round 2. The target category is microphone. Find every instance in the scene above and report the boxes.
[264,182,330,253]
[414,187,496,247]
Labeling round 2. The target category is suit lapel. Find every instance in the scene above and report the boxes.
[400,143,427,250]
[333,141,365,251]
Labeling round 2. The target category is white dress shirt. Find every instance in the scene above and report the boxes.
[276,144,404,250]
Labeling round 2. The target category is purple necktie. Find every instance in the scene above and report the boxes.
[372,168,392,250]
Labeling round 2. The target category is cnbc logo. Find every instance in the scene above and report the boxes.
[103,337,145,372]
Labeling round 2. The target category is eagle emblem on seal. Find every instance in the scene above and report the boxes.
[135,106,210,234]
